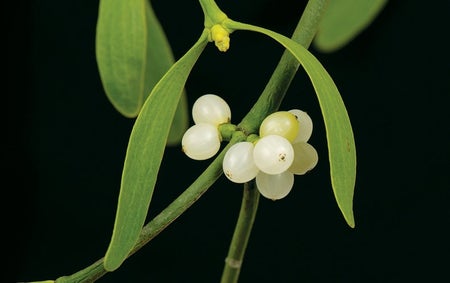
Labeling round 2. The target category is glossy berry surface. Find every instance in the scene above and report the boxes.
[259,111,299,143]
[288,109,313,142]
[255,171,295,200]
[192,94,231,126]
[182,123,221,160]
[288,141,318,175]
[223,142,260,183]
[253,135,294,175]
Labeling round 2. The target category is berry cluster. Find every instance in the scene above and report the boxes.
[182,94,231,160]
[182,94,318,200]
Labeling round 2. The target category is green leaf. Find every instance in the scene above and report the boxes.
[144,1,174,94]
[225,20,356,228]
[167,90,189,145]
[96,0,190,133]
[145,2,189,143]
[104,30,209,271]
[96,0,148,117]
[314,0,388,52]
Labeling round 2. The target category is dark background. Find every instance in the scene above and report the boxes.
[7,0,450,282]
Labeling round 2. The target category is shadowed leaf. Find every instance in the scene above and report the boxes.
[314,0,388,52]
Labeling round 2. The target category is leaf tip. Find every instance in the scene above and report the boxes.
[338,196,356,228]
[347,216,356,229]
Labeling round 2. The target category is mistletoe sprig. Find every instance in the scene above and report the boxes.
[101,0,356,273]
[27,0,396,281]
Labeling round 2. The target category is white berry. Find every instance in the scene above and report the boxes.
[288,109,313,142]
[259,111,299,143]
[255,171,294,200]
[182,123,221,160]
[192,94,231,126]
[223,142,260,183]
[288,142,318,175]
[253,135,294,175]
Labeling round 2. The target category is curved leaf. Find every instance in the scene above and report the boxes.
[145,2,189,144]
[104,30,209,271]
[167,90,189,145]
[96,0,190,132]
[314,0,388,52]
[144,1,174,93]
[225,20,356,228]
[96,0,148,117]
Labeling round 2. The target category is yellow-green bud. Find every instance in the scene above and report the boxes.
[210,24,230,52]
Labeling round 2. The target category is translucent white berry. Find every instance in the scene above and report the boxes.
[259,111,299,143]
[253,135,294,175]
[288,142,318,175]
[288,109,313,142]
[182,123,221,160]
[255,171,294,200]
[192,94,231,126]
[223,142,260,183]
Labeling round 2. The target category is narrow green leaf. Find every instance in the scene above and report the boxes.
[314,0,388,52]
[96,0,190,133]
[144,1,174,93]
[96,0,148,117]
[145,2,189,143]
[225,20,356,228]
[167,90,189,145]
[104,30,209,271]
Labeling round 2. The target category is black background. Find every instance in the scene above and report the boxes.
[7,0,450,282]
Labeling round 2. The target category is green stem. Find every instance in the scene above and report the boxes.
[238,0,329,134]
[55,259,105,283]
[131,133,246,253]
[220,182,259,283]
[198,0,228,28]
[221,1,329,282]
[54,132,247,283]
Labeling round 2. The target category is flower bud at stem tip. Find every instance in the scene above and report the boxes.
[210,24,230,52]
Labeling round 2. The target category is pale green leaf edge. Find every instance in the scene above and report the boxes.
[314,0,388,52]
[225,20,356,228]
[104,30,209,271]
